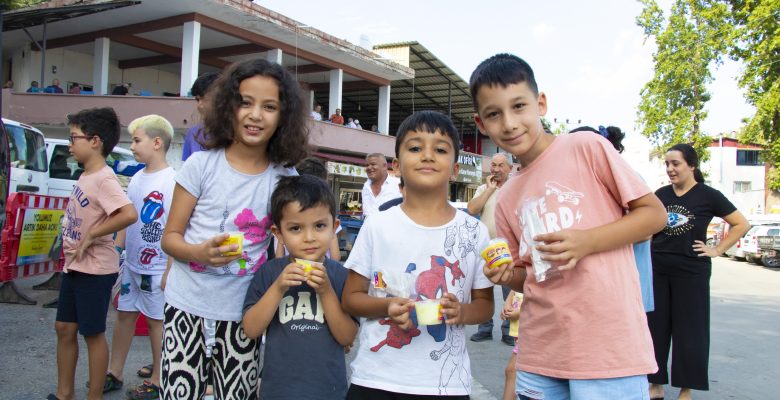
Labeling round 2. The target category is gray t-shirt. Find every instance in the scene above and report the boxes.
[242,257,350,400]
[164,149,296,321]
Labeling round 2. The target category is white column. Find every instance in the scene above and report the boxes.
[308,90,315,115]
[93,37,110,95]
[266,48,283,65]
[328,69,343,117]
[378,85,391,135]
[180,21,201,96]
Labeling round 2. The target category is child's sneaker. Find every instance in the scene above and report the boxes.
[85,372,124,393]
[126,380,160,400]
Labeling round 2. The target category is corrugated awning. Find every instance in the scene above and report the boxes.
[2,1,140,32]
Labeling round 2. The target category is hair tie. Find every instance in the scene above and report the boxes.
[598,125,608,138]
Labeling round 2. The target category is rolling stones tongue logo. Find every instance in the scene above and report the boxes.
[140,191,165,224]
[139,247,159,265]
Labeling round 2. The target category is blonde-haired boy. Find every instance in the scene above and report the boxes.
[104,114,176,398]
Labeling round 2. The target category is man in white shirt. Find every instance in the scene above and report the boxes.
[467,152,515,345]
[310,104,323,121]
[361,153,401,219]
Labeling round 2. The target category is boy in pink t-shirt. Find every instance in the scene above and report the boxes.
[51,107,137,400]
[470,54,667,399]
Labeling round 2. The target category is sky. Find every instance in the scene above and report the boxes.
[258,0,755,143]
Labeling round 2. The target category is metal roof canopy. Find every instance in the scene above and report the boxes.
[313,41,481,139]
[1,0,413,87]
[2,1,139,32]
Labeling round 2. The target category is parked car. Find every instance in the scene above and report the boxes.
[45,138,142,196]
[756,234,780,268]
[3,118,48,194]
[741,224,780,264]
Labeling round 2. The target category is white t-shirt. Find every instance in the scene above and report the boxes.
[344,206,493,396]
[310,111,322,121]
[164,149,296,321]
[361,175,401,219]
[124,167,176,274]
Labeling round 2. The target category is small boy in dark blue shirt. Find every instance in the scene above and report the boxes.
[242,175,357,400]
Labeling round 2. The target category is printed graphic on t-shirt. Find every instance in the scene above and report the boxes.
[135,191,166,269]
[516,182,584,258]
[188,207,272,276]
[63,187,88,241]
[369,217,482,395]
[663,204,695,236]
[278,291,324,332]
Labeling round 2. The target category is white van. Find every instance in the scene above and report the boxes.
[3,118,49,194]
[45,138,142,197]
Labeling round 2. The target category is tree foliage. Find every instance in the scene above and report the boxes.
[727,0,780,189]
[635,0,732,161]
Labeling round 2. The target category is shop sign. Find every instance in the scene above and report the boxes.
[456,154,483,184]
[328,161,367,178]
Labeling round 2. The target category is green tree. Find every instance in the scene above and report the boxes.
[727,0,780,188]
[635,0,732,159]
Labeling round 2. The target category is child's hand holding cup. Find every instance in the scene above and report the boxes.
[295,258,329,293]
[481,238,515,285]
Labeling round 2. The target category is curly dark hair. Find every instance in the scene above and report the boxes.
[201,59,308,167]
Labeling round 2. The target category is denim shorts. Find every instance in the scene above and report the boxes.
[56,270,118,336]
[515,370,650,400]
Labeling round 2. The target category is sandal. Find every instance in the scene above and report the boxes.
[137,363,154,378]
[46,395,61,400]
[126,380,161,400]
[85,371,124,393]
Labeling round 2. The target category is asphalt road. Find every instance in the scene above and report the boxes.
[0,256,777,399]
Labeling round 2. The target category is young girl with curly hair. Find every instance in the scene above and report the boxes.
[160,58,308,399]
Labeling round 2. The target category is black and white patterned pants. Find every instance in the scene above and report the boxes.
[161,304,260,399]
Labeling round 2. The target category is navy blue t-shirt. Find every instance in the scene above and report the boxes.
[652,183,736,275]
[242,257,349,400]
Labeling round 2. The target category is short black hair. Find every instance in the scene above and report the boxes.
[296,157,327,180]
[66,107,120,157]
[190,71,221,98]
[395,111,460,162]
[469,53,539,109]
[271,175,336,227]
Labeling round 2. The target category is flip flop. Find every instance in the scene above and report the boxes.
[137,363,154,378]
[46,395,61,400]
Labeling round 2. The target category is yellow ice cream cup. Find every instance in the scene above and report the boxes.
[415,299,443,325]
[295,258,320,277]
[481,239,513,269]
[219,232,244,256]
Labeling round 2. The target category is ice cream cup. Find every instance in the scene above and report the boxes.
[295,258,321,277]
[219,232,244,256]
[415,299,443,325]
[481,240,513,269]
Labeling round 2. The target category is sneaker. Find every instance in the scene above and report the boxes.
[501,335,516,346]
[470,332,492,342]
[126,380,160,400]
[86,372,123,393]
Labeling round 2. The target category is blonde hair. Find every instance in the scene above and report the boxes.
[128,114,173,151]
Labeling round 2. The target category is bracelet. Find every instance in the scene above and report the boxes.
[115,246,124,254]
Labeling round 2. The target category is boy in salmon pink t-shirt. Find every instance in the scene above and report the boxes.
[51,107,137,400]
[470,54,667,399]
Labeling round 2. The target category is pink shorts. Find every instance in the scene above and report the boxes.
[512,338,518,354]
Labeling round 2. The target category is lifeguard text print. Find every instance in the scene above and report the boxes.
[371,216,480,395]
[188,206,272,276]
[516,182,585,260]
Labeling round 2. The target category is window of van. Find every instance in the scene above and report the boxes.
[7,125,47,172]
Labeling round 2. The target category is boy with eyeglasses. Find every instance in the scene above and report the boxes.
[50,107,137,400]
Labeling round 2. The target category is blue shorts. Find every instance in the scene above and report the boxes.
[56,270,118,336]
[516,370,650,400]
